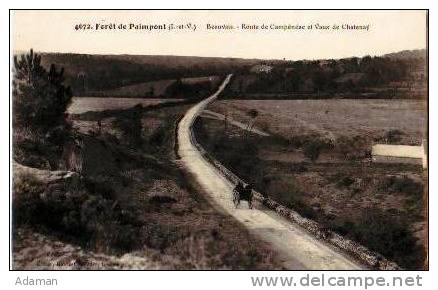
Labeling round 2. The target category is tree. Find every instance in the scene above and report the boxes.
[13,49,72,133]
[289,72,302,92]
[166,78,183,97]
[147,85,154,97]
[244,109,259,138]
[312,70,329,94]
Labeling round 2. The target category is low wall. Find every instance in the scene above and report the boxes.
[188,118,401,270]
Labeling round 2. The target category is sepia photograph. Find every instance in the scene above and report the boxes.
[9,10,428,273]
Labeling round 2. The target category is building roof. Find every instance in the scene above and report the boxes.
[372,144,424,159]
[250,64,273,73]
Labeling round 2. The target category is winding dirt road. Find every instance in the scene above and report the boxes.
[177,75,363,270]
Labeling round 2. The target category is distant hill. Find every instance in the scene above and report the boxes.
[33,52,265,95]
[13,49,427,98]
[107,54,263,68]
[383,49,426,60]
[221,49,427,100]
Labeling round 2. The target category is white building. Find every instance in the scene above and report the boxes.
[250,64,273,74]
[372,141,427,168]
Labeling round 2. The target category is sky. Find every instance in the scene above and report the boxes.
[11,10,427,60]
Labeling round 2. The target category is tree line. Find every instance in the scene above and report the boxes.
[224,55,426,98]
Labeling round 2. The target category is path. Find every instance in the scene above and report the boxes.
[177,75,363,269]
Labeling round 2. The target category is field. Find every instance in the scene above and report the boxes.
[37,52,261,94]
[196,98,428,269]
[68,97,183,114]
[89,76,222,98]
[209,99,427,145]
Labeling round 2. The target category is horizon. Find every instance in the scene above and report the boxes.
[12,48,427,63]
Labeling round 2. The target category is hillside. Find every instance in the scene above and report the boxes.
[220,50,427,100]
[383,49,427,60]
[35,52,263,95]
[12,100,281,270]
[90,76,222,99]
[15,49,427,99]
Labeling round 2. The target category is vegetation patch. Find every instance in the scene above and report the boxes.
[12,52,280,269]
[195,100,427,270]
[378,175,423,197]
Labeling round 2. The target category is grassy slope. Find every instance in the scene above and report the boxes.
[92,76,222,98]
[37,53,262,94]
[13,101,281,270]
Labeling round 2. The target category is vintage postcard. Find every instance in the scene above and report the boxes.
[10,10,428,274]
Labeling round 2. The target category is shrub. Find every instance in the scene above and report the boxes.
[149,195,177,205]
[303,140,325,162]
[165,79,213,99]
[379,176,423,197]
[289,163,308,173]
[148,122,172,151]
[346,208,423,269]
[336,135,368,160]
[247,109,259,119]
[12,173,45,225]
[13,127,58,169]
[337,176,355,188]
[107,224,141,252]
[112,104,143,147]
[142,223,184,251]
[385,129,404,143]
[13,172,143,253]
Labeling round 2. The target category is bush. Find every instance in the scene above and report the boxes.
[106,224,141,252]
[247,109,259,119]
[12,174,45,225]
[148,122,173,152]
[337,176,355,188]
[13,49,72,132]
[165,78,213,99]
[385,129,404,143]
[336,135,368,160]
[303,140,325,162]
[112,104,143,147]
[346,208,423,269]
[379,175,423,197]
[13,172,143,253]
[149,195,177,205]
[142,223,185,252]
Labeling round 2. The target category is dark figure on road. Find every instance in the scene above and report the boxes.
[233,182,254,209]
